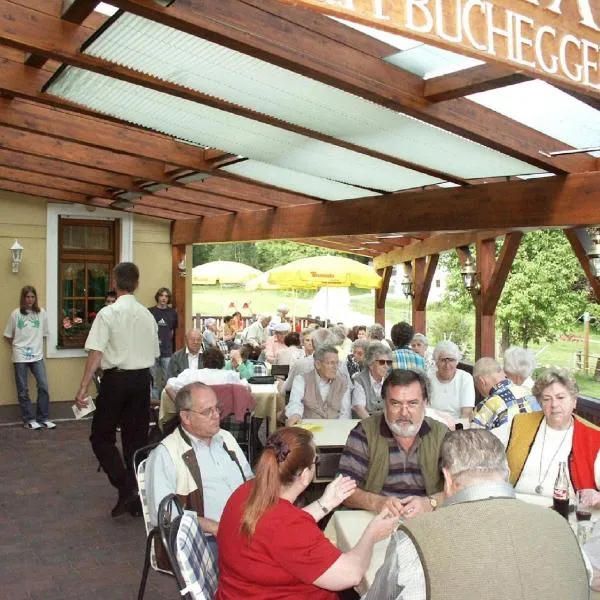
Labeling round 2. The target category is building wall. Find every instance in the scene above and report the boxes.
[0,192,172,410]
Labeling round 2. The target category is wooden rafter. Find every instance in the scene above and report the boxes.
[104,0,596,175]
[564,228,600,301]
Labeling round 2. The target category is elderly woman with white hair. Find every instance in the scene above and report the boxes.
[411,332,434,368]
[503,346,536,390]
[428,340,475,420]
[351,342,392,419]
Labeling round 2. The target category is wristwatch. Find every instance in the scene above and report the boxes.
[429,496,438,510]
[316,499,329,515]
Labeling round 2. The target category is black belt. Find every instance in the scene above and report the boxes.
[104,367,150,374]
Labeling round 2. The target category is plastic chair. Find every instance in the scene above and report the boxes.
[135,443,173,600]
[158,494,218,600]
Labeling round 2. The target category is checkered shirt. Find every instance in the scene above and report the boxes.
[391,347,426,371]
[176,510,218,600]
[251,361,268,376]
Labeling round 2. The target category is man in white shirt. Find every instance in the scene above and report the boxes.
[146,382,252,553]
[285,344,351,424]
[242,314,271,349]
[167,329,203,378]
[75,262,159,518]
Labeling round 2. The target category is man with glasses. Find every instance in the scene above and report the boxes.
[285,344,351,425]
[352,342,392,419]
[146,382,252,544]
[339,369,447,518]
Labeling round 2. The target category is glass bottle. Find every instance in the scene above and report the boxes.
[553,461,570,519]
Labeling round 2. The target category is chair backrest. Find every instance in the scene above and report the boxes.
[271,364,289,377]
[158,494,217,600]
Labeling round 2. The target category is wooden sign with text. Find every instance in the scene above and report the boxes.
[276,0,600,96]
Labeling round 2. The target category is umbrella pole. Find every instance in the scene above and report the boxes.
[292,288,297,332]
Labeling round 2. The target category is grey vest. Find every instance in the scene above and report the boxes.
[402,497,589,600]
[302,370,347,419]
[353,369,384,414]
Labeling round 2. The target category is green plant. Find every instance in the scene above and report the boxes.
[429,310,473,359]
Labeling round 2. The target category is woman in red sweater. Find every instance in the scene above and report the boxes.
[216,427,398,599]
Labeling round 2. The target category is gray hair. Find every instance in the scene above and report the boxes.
[432,340,462,362]
[310,328,336,351]
[532,367,579,401]
[503,347,536,379]
[329,325,347,346]
[351,338,370,352]
[412,333,428,346]
[441,430,509,486]
[313,344,339,363]
[175,381,212,413]
[365,342,391,366]
[367,323,385,341]
[473,357,503,379]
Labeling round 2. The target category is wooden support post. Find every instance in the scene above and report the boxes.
[412,254,439,335]
[564,228,600,301]
[375,266,393,326]
[172,244,186,351]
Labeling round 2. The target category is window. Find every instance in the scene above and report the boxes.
[58,218,120,349]
[435,279,441,288]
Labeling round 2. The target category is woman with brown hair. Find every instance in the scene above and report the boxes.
[216,427,399,599]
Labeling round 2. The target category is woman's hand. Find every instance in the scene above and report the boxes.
[364,508,401,543]
[320,475,357,511]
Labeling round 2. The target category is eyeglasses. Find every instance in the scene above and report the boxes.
[313,454,321,466]
[375,359,393,366]
[185,405,223,418]
[438,357,458,364]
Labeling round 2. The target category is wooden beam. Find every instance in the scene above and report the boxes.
[374,229,510,270]
[61,0,100,24]
[564,228,600,301]
[106,0,596,175]
[425,64,531,103]
[374,266,392,326]
[475,239,497,359]
[0,178,87,203]
[414,254,439,313]
[172,244,186,350]
[155,188,271,214]
[0,9,466,187]
[172,173,600,245]
[482,232,524,315]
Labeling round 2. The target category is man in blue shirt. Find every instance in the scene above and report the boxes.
[391,322,426,371]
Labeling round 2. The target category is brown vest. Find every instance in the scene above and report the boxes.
[402,497,589,600]
[302,370,347,419]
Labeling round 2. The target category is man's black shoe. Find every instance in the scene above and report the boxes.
[127,496,143,517]
[111,493,136,518]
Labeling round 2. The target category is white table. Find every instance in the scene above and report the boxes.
[299,419,359,448]
[250,383,285,435]
[324,510,389,596]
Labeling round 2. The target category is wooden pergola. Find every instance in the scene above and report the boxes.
[0,0,598,355]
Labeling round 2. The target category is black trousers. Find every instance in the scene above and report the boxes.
[90,368,151,497]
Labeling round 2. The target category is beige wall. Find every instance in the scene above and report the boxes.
[0,191,172,408]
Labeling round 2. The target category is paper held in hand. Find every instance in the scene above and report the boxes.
[72,397,96,419]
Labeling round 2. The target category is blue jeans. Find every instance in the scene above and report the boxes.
[13,360,50,422]
[150,356,171,400]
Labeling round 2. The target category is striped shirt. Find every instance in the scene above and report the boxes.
[391,347,426,371]
[337,418,429,498]
[472,378,538,430]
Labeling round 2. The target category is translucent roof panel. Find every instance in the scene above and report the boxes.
[47,67,441,192]
[76,12,543,180]
[222,161,380,201]
[385,45,483,79]
[469,81,600,157]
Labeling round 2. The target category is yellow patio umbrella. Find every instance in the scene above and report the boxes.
[244,272,283,291]
[191,261,262,285]
[266,255,382,290]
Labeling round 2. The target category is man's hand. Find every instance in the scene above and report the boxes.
[286,415,302,427]
[399,495,433,519]
[364,508,401,543]
[75,385,89,409]
[375,495,404,517]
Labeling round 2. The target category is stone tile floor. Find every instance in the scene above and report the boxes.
[0,420,177,599]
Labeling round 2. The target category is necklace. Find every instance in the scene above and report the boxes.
[535,419,572,495]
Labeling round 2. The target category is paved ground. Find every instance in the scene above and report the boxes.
[0,420,177,600]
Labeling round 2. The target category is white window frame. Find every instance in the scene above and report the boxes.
[46,203,133,358]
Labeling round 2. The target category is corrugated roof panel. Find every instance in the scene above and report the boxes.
[79,13,543,179]
[222,160,380,201]
[469,81,600,157]
[47,67,441,192]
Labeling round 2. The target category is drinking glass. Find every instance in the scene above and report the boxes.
[576,489,594,522]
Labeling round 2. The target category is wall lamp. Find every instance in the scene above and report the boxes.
[10,239,23,273]
[460,254,479,292]
[177,256,187,278]
[401,272,414,298]
[587,229,600,278]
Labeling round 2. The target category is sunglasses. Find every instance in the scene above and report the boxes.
[375,359,393,366]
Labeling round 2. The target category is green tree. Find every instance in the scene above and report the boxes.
[442,231,590,348]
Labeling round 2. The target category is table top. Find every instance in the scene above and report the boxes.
[299,419,359,448]
[249,383,280,395]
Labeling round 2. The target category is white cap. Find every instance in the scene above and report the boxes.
[273,322,291,333]
[277,304,289,313]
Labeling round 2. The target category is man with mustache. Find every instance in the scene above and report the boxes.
[338,369,448,518]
